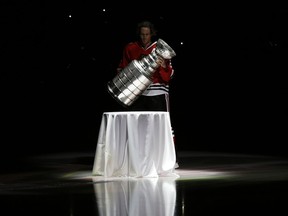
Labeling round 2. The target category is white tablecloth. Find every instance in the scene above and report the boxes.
[92,111,177,177]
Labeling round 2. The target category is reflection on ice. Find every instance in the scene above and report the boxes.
[93,176,178,216]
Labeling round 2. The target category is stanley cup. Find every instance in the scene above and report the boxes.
[107,38,176,107]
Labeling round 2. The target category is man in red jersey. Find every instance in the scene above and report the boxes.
[117,20,174,112]
[117,21,178,168]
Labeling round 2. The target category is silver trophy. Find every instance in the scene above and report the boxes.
[107,38,176,107]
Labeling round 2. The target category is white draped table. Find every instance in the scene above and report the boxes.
[92,111,177,178]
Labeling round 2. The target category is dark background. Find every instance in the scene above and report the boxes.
[1,1,288,165]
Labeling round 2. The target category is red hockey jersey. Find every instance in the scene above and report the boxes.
[117,41,174,96]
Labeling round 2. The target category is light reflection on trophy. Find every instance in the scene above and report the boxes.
[107,38,176,107]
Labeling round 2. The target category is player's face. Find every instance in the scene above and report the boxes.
[139,27,152,47]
